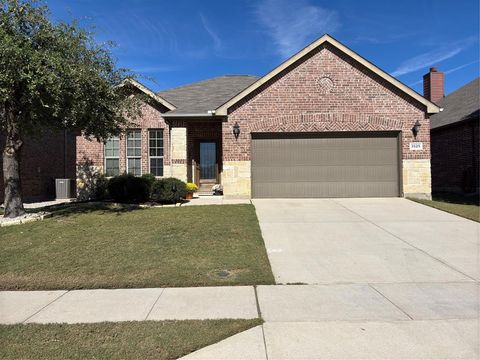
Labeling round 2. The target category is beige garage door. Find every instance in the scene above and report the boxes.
[251,132,400,198]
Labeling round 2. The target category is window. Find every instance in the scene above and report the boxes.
[126,130,142,176]
[149,130,164,176]
[104,137,119,176]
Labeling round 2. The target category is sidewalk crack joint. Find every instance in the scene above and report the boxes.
[145,288,165,321]
[22,290,70,324]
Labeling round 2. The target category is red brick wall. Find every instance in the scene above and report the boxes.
[223,44,430,161]
[0,130,76,203]
[423,68,445,103]
[76,101,170,176]
[431,120,479,193]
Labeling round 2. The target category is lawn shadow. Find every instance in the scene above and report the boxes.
[45,202,145,218]
[432,192,480,206]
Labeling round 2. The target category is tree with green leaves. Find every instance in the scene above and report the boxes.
[0,0,139,217]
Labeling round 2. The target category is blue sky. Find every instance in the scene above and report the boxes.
[46,0,479,95]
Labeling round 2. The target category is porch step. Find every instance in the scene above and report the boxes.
[198,183,215,194]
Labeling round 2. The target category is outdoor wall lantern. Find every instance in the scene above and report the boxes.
[233,122,240,140]
[411,120,421,139]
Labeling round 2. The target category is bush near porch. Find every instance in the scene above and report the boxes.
[0,203,275,290]
[105,174,188,204]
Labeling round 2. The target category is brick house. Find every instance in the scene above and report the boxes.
[4,34,440,202]
[425,70,479,195]
[0,131,76,203]
[78,35,438,199]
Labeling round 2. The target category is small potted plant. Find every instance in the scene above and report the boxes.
[185,182,198,200]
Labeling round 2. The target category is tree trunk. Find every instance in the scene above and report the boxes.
[3,120,25,218]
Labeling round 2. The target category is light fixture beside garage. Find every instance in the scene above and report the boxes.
[233,122,240,140]
[411,120,421,139]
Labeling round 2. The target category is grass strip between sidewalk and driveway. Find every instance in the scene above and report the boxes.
[0,203,275,290]
[0,319,262,360]
[409,194,479,222]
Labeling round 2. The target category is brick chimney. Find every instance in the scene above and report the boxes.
[423,67,444,103]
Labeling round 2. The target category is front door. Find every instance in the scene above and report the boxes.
[199,142,216,180]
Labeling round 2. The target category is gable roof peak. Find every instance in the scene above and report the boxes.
[120,78,176,111]
[215,34,440,115]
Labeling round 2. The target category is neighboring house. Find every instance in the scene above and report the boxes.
[425,71,479,195]
[2,34,440,202]
[0,131,76,203]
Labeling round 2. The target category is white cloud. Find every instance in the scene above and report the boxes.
[392,38,477,77]
[255,0,340,58]
[392,47,463,77]
[200,13,222,51]
[353,32,417,45]
[409,60,479,86]
[444,60,479,74]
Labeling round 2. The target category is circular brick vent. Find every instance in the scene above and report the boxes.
[317,76,334,94]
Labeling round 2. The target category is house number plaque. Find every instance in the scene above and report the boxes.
[409,142,423,151]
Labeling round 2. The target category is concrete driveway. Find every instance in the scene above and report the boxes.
[182,199,479,359]
[253,198,478,284]
[251,198,478,359]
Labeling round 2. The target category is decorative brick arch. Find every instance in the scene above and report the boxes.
[248,113,403,133]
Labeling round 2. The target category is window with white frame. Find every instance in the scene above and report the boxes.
[104,136,120,177]
[126,130,142,176]
[149,130,164,176]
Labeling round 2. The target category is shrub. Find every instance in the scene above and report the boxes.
[141,173,156,193]
[186,182,198,193]
[93,174,109,200]
[107,174,150,203]
[151,178,187,203]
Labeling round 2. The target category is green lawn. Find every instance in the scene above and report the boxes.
[410,193,479,222]
[0,203,275,290]
[0,319,261,360]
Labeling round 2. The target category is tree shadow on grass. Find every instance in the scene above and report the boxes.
[42,202,145,218]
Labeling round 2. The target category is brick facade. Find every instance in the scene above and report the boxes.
[222,44,431,197]
[76,101,170,177]
[0,130,76,203]
[224,44,430,161]
[431,120,479,194]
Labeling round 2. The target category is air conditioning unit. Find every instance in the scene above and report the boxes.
[55,179,76,199]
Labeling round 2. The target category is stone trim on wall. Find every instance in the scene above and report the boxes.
[169,127,187,181]
[222,161,251,198]
[171,163,187,182]
[402,159,432,199]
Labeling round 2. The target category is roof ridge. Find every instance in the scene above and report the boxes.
[442,76,479,100]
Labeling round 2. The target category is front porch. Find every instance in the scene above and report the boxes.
[169,120,223,193]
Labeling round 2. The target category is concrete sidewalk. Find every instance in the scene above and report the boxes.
[181,283,479,359]
[1,283,478,358]
[182,320,478,359]
[0,286,258,324]
[3,283,477,325]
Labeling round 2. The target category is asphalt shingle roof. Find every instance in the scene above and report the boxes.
[157,75,259,115]
[430,77,479,129]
